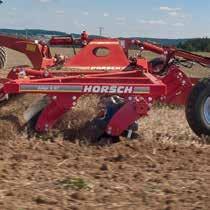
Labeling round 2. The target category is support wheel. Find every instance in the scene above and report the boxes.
[186,78,210,139]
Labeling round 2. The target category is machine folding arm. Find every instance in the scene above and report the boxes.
[0,35,56,69]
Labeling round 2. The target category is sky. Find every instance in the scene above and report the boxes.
[0,0,210,38]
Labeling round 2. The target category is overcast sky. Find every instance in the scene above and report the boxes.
[0,0,210,38]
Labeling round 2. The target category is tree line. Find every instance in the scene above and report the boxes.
[177,38,210,52]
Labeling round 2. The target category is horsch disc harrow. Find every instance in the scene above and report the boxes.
[0,33,210,140]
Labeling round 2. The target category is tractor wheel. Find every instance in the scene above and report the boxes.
[0,47,7,69]
[186,78,210,139]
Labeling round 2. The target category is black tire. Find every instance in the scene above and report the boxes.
[186,78,210,138]
[0,47,6,57]
[0,47,6,69]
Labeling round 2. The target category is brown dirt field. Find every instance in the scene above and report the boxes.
[0,48,209,210]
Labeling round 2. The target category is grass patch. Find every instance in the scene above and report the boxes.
[56,177,91,190]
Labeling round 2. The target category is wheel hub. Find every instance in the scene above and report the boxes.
[203,97,210,125]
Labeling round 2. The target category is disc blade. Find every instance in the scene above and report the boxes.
[23,96,49,124]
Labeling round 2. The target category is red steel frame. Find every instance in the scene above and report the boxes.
[1,35,206,108]
[2,34,210,136]
[1,70,166,135]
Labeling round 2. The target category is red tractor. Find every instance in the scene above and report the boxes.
[0,34,210,140]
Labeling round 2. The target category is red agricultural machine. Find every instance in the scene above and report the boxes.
[0,33,210,140]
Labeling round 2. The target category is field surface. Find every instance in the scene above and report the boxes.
[0,48,209,210]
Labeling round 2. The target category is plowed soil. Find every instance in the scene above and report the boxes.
[0,48,209,210]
